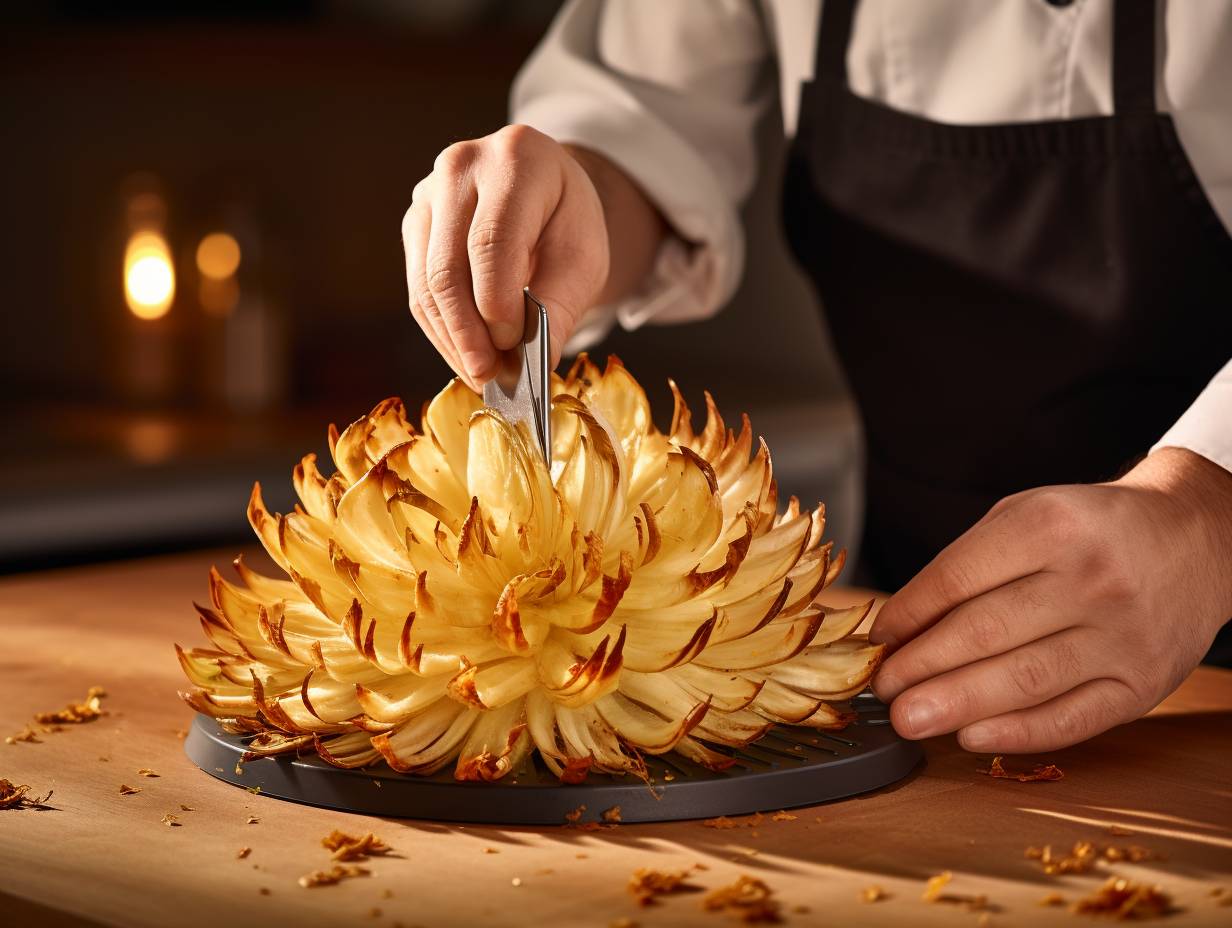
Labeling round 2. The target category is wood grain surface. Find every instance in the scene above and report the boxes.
[1,548,1230,927]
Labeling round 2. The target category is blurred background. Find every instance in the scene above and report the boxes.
[0,0,859,574]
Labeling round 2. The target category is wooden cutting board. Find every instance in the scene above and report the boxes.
[1,547,1229,927]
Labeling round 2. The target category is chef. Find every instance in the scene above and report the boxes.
[401,0,1232,755]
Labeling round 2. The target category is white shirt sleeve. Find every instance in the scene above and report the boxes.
[509,0,772,350]
[1153,359,1232,476]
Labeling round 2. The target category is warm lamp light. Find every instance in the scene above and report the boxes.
[196,232,241,279]
[124,231,175,320]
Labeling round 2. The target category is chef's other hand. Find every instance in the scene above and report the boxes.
[868,447,1232,753]
[403,125,664,391]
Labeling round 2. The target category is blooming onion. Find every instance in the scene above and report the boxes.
[178,355,885,781]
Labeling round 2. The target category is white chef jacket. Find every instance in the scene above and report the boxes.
[510,0,1232,476]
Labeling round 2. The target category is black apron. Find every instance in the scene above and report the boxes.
[783,0,1232,602]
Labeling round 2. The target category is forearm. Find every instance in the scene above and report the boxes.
[564,144,668,307]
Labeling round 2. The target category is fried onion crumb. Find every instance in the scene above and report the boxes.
[860,885,887,903]
[298,864,370,888]
[701,875,781,923]
[0,779,53,810]
[982,755,1063,782]
[628,868,698,906]
[921,872,989,911]
[1071,877,1172,920]
[33,687,108,726]
[321,829,393,862]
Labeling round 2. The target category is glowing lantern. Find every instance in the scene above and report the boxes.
[124,231,175,320]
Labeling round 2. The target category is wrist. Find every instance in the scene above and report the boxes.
[563,142,666,306]
[1120,447,1232,623]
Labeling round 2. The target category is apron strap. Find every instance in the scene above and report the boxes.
[1113,0,1158,115]
[814,0,858,84]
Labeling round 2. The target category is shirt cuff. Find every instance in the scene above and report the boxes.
[1151,359,1232,475]
[512,90,744,353]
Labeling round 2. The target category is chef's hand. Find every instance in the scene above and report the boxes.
[868,447,1232,753]
[403,125,665,390]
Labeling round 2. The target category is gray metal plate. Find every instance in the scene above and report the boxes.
[184,695,922,825]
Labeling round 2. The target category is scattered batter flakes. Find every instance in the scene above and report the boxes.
[511,877,523,887]
[0,779,53,810]
[664,771,676,782]
[321,829,393,862]
[34,687,108,726]
[161,813,182,827]
[180,804,195,812]
[1039,892,1067,907]
[981,755,1064,782]
[119,784,142,795]
[483,847,499,854]
[922,872,953,902]
[298,864,370,888]
[770,811,797,822]
[1103,844,1155,864]
[921,871,989,911]
[246,815,260,824]
[5,725,41,745]
[137,768,160,778]
[701,875,781,924]
[1026,841,1153,875]
[703,813,768,831]
[1071,877,1171,920]
[237,847,252,860]
[628,868,700,907]
[562,803,616,831]
[860,885,887,903]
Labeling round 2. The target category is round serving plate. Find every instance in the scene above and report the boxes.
[184,693,922,825]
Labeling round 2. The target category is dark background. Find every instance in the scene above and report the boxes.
[0,0,859,572]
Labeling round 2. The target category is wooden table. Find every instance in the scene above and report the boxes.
[2,548,1230,927]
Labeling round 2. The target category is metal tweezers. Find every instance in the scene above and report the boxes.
[482,288,552,465]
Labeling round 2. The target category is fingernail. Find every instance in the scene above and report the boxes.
[960,723,993,752]
[462,350,491,382]
[868,628,897,648]
[489,321,522,350]
[871,672,899,702]
[902,697,940,738]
